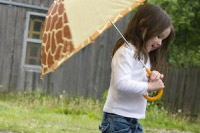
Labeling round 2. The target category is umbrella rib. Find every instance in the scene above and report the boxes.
[109,20,131,49]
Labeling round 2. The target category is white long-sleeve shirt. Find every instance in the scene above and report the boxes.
[103,43,151,119]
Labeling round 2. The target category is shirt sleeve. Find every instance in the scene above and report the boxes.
[112,46,148,95]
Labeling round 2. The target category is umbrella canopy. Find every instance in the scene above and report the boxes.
[41,0,145,78]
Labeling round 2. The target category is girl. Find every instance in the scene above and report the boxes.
[99,3,175,133]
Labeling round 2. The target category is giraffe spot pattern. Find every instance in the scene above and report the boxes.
[42,0,74,75]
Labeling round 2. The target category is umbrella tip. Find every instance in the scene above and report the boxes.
[40,74,43,80]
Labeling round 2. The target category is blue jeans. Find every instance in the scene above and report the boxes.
[99,112,144,133]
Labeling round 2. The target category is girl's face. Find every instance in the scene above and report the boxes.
[146,27,171,53]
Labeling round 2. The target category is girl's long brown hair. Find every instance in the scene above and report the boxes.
[112,4,175,73]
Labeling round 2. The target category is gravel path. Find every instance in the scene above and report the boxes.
[145,128,195,133]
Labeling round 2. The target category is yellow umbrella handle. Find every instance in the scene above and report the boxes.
[144,69,163,101]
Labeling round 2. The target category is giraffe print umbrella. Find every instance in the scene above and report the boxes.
[41,0,146,78]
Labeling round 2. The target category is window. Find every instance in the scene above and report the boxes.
[22,12,46,72]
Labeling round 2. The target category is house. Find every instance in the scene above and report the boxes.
[0,0,54,93]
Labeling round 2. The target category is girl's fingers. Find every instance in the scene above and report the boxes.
[151,71,159,80]
[150,71,164,80]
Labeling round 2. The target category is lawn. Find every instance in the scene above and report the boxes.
[0,92,199,133]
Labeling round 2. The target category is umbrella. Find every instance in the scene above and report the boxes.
[41,0,163,101]
[41,0,146,77]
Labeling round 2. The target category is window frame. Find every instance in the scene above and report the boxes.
[22,11,46,73]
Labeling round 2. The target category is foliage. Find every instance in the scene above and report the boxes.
[148,0,200,67]
[168,45,200,67]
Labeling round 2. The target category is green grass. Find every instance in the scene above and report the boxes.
[0,92,101,133]
[141,103,200,132]
[0,92,199,133]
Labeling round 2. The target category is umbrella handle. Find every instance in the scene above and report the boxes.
[144,69,163,101]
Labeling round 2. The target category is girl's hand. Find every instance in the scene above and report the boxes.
[148,70,164,82]
[148,79,165,92]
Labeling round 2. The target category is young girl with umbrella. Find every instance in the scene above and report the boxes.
[99,3,175,133]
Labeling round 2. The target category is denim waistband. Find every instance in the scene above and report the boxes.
[103,112,138,124]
